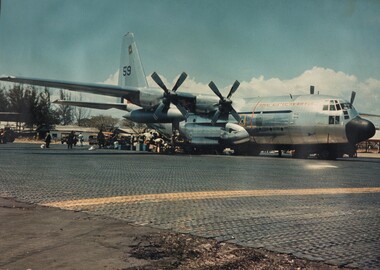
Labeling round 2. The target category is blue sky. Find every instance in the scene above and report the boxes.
[0,0,379,119]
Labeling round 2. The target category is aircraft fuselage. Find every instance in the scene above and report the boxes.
[241,94,354,146]
[150,93,375,158]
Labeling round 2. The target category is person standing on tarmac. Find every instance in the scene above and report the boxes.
[0,129,4,144]
[78,132,84,147]
[67,131,75,149]
[97,130,105,149]
[45,131,52,148]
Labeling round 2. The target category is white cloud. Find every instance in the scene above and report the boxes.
[238,67,359,98]
[102,71,119,85]
[100,67,380,122]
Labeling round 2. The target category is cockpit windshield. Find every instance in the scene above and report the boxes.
[322,100,357,120]
[323,100,346,111]
[340,102,352,110]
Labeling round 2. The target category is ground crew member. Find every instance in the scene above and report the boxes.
[45,131,52,148]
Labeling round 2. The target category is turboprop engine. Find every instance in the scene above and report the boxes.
[180,117,250,146]
[220,122,250,145]
[123,108,186,123]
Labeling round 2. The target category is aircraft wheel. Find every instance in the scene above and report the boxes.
[184,146,201,155]
[249,148,261,156]
[293,150,309,159]
[318,149,338,160]
[318,150,330,159]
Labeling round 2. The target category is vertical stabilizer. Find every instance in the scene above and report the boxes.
[118,32,148,88]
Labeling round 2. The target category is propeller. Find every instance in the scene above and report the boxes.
[151,72,189,120]
[350,91,356,105]
[208,80,241,125]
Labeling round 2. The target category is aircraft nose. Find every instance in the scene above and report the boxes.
[345,116,376,144]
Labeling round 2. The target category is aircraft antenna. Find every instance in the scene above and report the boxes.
[310,85,315,95]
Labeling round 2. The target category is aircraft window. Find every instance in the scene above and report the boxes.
[329,116,340,124]
[343,111,349,120]
[329,116,340,125]
[329,100,335,110]
[341,103,352,109]
[323,105,328,111]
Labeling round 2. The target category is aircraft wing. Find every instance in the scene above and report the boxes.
[52,99,131,111]
[360,112,380,118]
[0,75,141,100]
[53,100,142,112]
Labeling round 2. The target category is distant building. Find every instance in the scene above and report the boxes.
[50,125,99,142]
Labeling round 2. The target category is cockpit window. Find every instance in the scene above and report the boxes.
[323,100,349,111]
[343,110,349,119]
[329,100,336,111]
[329,115,340,125]
[334,100,341,110]
[341,103,352,110]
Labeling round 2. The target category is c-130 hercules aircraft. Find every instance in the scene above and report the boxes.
[1,33,376,159]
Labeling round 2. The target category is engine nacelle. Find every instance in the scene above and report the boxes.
[123,108,185,123]
[180,119,250,146]
[138,88,163,109]
[220,123,250,145]
[194,95,219,114]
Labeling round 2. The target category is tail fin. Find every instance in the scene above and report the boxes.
[118,32,148,88]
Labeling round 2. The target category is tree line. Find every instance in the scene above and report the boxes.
[0,83,124,131]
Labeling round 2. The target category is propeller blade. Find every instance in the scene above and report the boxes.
[175,103,190,118]
[151,72,169,93]
[208,81,224,100]
[211,110,222,125]
[350,91,356,105]
[153,102,166,120]
[227,80,240,99]
[230,108,241,123]
[172,72,188,92]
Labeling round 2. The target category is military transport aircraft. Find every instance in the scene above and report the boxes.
[0,32,376,159]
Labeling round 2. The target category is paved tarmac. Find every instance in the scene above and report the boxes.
[1,143,379,269]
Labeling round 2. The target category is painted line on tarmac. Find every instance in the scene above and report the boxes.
[43,187,380,209]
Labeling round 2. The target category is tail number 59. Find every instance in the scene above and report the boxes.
[123,66,131,76]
